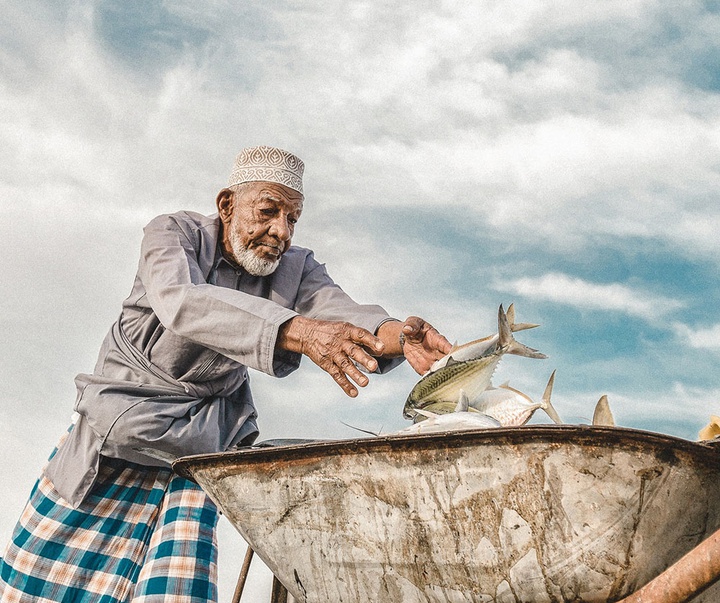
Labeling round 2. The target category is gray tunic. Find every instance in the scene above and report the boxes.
[45,210,402,507]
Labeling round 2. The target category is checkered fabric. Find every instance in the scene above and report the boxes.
[0,455,219,602]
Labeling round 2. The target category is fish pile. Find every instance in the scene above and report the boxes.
[397,304,614,435]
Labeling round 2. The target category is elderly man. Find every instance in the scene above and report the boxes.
[0,146,451,602]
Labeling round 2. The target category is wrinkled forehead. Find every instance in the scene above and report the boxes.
[236,181,304,211]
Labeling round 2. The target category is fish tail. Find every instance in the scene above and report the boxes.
[498,304,547,359]
[540,370,563,424]
[512,322,541,332]
[506,340,547,359]
[506,303,540,332]
[592,395,615,426]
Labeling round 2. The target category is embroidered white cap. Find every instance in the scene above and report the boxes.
[227,145,305,195]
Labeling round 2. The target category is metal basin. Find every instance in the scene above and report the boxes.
[174,425,720,603]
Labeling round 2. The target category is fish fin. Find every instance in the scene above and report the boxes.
[592,395,615,426]
[445,356,460,367]
[540,370,563,424]
[498,304,511,347]
[506,303,540,332]
[414,409,440,419]
[511,322,541,332]
[506,340,547,359]
[505,327,547,358]
[455,390,470,413]
[498,304,547,359]
[506,303,516,326]
[340,421,381,437]
[492,380,525,397]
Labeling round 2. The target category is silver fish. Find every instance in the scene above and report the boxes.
[403,304,547,420]
[396,391,501,435]
[426,303,539,373]
[469,370,562,426]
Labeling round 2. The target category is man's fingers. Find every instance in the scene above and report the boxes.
[337,354,370,387]
[328,356,373,397]
[402,316,437,344]
[322,345,375,397]
[349,327,385,355]
[402,317,423,339]
[286,318,387,397]
[345,341,379,373]
[426,328,452,355]
[329,366,359,397]
[402,317,451,352]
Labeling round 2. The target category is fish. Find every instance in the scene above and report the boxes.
[403,304,547,420]
[409,371,562,426]
[395,391,502,435]
[592,395,615,426]
[426,303,539,374]
[469,370,563,426]
[698,416,720,441]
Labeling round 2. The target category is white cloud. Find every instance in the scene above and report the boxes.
[673,322,720,350]
[496,272,684,320]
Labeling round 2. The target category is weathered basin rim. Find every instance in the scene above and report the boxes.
[172,425,720,480]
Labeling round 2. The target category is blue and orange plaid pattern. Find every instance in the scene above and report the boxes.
[0,454,219,602]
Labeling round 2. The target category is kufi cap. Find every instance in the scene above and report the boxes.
[227,145,305,195]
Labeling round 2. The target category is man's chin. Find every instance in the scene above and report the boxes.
[229,238,282,276]
[246,261,279,277]
[238,251,280,276]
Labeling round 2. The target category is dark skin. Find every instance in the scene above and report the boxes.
[217,182,452,397]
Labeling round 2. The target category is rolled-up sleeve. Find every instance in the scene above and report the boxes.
[138,214,298,376]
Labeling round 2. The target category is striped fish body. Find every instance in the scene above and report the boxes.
[403,354,501,419]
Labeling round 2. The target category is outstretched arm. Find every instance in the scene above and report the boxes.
[277,315,452,397]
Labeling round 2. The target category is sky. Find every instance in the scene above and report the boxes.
[1,0,720,600]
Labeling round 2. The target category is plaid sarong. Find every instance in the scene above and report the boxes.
[0,454,219,602]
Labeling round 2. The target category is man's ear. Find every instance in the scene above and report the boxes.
[216,189,234,223]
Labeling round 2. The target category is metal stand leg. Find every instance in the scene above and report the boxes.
[231,546,255,603]
[270,576,288,603]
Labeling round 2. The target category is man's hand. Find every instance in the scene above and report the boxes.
[277,316,385,397]
[399,316,452,375]
[376,317,452,375]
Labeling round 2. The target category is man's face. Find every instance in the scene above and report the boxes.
[219,181,304,276]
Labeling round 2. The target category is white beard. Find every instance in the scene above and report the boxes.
[228,228,280,276]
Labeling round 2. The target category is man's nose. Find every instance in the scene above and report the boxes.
[269,216,292,241]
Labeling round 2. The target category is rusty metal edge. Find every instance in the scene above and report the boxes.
[172,425,720,481]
